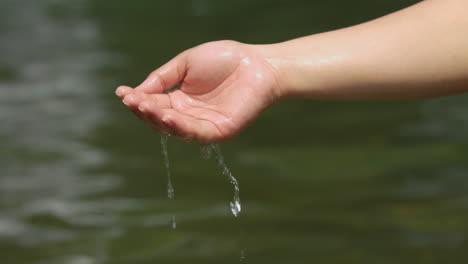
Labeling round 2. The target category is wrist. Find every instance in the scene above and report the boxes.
[248,40,331,100]
[246,43,293,101]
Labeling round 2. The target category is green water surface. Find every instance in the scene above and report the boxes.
[2,0,468,263]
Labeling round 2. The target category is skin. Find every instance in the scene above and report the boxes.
[115,0,468,143]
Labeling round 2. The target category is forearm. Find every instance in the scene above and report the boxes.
[253,0,468,100]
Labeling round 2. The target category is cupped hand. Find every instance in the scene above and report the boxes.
[115,40,281,143]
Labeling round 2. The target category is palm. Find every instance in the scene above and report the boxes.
[118,41,280,142]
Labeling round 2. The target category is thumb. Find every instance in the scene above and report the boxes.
[134,50,189,94]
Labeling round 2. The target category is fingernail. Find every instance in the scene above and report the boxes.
[122,99,128,106]
[138,105,146,112]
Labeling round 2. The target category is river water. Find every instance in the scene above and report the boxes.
[2,0,468,263]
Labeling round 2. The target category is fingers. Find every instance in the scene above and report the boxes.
[122,92,171,109]
[119,91,173,135]
[139,101,221,143]
[117,90,223,142]
[115,85,134,99]
[129,108,171,135]
[134,51,189,94]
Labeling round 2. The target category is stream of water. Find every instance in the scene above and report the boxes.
[160,136,241,220]
[160,134,176,229]
[201,143,241,217]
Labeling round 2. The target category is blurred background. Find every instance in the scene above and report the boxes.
[2,0,468,263]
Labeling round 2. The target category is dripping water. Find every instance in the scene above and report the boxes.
[171,215,177,229]
[200,143,213,160]
[160,134,174,199]
[160,134,176,229]
[200,143,241,217]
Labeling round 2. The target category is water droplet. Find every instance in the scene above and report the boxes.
[240,249,246,262]
[167,182,174,199]
[171,215,177,229]
[230,199,241,217]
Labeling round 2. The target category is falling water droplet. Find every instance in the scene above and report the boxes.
[230,199,241,217]
[240,249,246,262]
[171,215,177,229]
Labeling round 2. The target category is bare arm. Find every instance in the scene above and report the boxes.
[116,0,468,142]
[257,0,468,100]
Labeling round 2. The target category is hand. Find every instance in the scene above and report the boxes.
[115,40,281,143]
